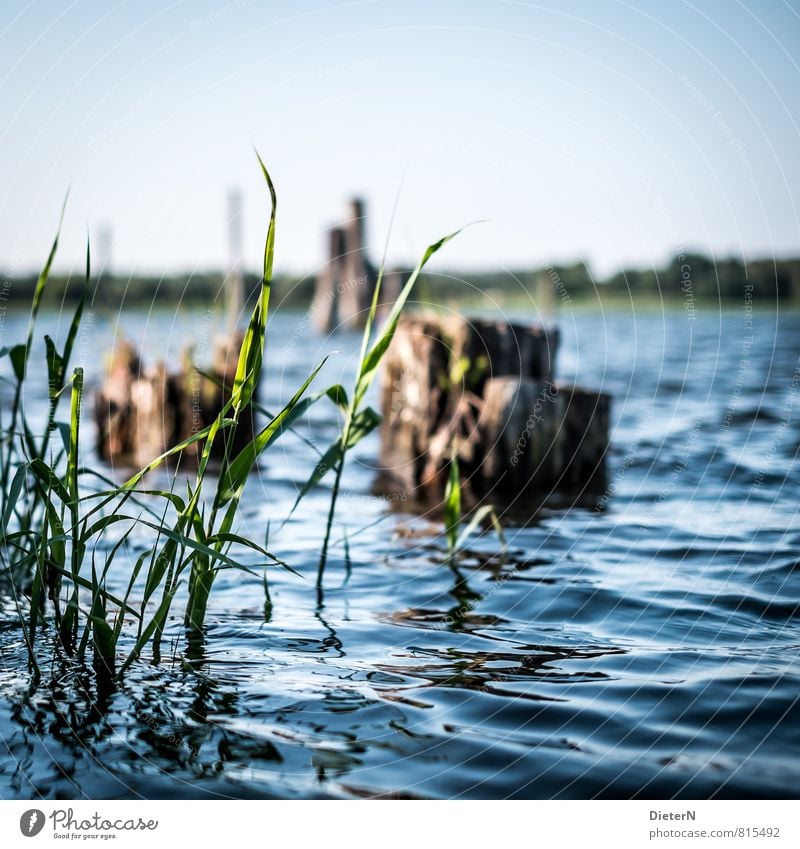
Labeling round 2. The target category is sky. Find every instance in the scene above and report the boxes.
[1,0,799,281]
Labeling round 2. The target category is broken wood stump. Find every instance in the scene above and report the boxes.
[478,378,610,495]
[94,334,255,469]
[377,314,609,505]
[312,198,401,332]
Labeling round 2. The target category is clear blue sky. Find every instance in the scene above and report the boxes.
[1,0,799,280]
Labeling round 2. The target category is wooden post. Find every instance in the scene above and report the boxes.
[94,333,255,469]
[555,384,611,491]
[312,227,346,332]
[312,198,378,332]
[377,314,609,505]
[478,376,563,494]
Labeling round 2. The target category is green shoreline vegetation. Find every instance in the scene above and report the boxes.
[3,253,799,313]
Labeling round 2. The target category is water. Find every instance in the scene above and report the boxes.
[1,305,798,799]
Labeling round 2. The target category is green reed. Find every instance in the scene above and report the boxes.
[0,156,326,677]
[443,453,506,559]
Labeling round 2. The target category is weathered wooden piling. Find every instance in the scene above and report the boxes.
[378,314,609,504]
[311,227,346,333]
[95,334,255,468]
[312,198,401,331]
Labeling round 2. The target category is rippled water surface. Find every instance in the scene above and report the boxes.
[1,306,799,799]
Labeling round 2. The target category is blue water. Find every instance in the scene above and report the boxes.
[1,305,798,799]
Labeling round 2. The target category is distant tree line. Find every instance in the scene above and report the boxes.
[1,271,316,310]
[603,253,799,301]
[420,255,800,304]
[4,253,798,311]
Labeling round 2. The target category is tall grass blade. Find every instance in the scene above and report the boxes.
[216,357,329,506]
[444,454,462,553]
[454,505,507,552]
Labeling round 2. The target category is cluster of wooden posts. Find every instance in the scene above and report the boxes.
[94,335,254,469]
[96,198,610,507]
[377,315,610,506]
